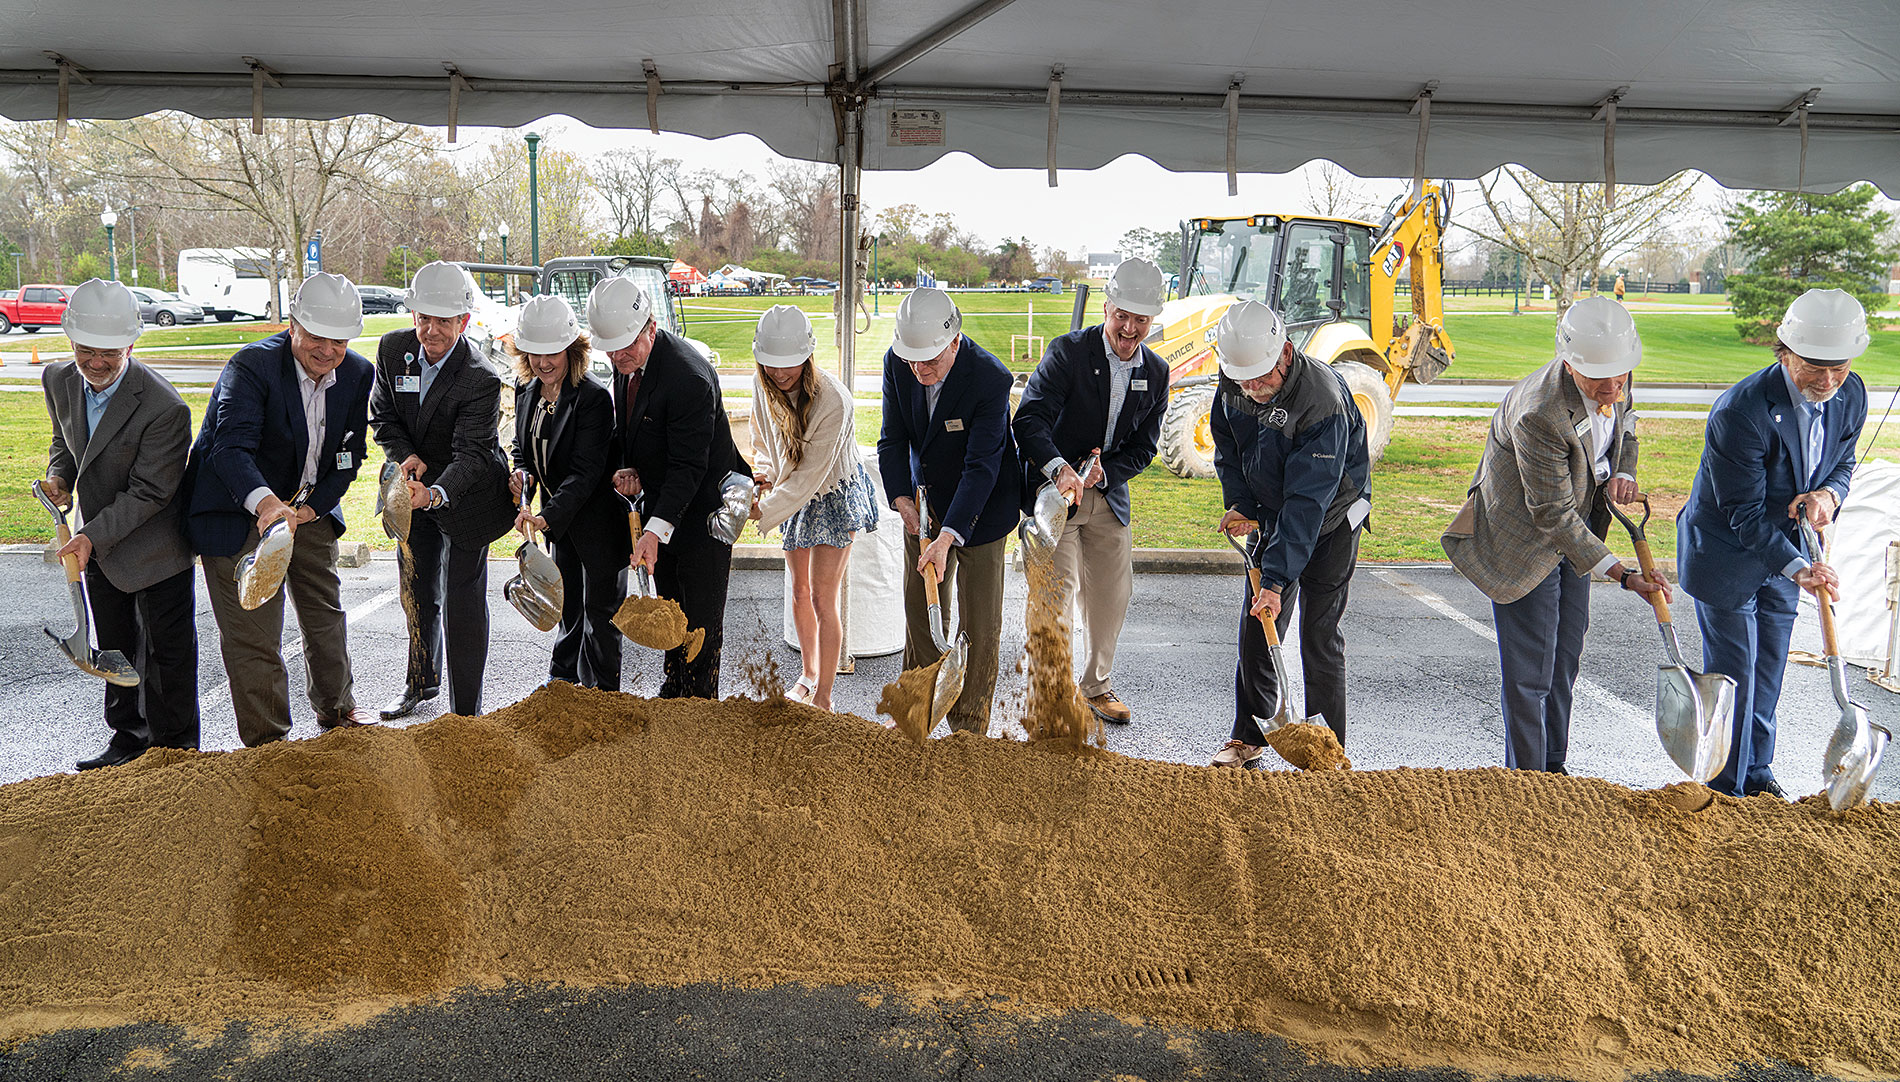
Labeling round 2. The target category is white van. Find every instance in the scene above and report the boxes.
[176,248,291,322]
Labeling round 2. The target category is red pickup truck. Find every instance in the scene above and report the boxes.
[0,284,73,335]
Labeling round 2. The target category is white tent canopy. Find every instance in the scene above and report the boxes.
[2,0,1895,195]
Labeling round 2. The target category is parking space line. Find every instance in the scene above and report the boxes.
[1372,569,1651,727]
[203,587,400,714]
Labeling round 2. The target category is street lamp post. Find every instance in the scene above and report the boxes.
[478,227,489,296]
[397,244,410,283]
[498,221,510,300]
[524,131,541,284]
[101,206,119,281]
[10,252,21,289]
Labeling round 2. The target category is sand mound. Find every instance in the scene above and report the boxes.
[1,683,1896,1081]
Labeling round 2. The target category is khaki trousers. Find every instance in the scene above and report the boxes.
[1051,487,1133,698]
[903,531,1007,734]
[202,517,357,746]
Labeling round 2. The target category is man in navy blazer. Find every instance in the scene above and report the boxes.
[1012,258,1172,724]
[878,288,1022,735]
[186,274,375,745]
[1678,288,1871,799]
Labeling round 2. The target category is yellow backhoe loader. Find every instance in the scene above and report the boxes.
[1149,180,1457,476]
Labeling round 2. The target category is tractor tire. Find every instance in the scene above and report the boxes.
[1158,385,1218,479]
[1334,361,1395,464]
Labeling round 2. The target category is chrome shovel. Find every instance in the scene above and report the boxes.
[1222,525,1319,737]
[706,470,757,546]
[1799,515,1890,809]
[33,481,138,687]
[377,458,412,543]
[915,485,967,729]
[1608,497,1736,784]
[503,472,563,632]
[236,482,312,611]
[1021,451,1100,550]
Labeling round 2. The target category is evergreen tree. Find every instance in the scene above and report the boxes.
[1726,184,1894,344]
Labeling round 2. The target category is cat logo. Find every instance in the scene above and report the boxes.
[1383,241,1405,277]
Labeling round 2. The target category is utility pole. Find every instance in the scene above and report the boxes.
[525,131,542,283]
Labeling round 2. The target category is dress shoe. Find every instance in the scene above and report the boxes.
[1546,763,1569,776]
[1085,691,1132,724]
[318,708,375,732]
[379,685,440,720]
[1210,739,1264,767]
[77,742,148,770]
[1744,774,1788,800]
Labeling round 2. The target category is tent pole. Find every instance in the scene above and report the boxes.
[831,0,864,674]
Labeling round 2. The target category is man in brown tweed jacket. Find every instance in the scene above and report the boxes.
[1442,298,1669,774]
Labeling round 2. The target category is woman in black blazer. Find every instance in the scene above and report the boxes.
[507,295,629,690]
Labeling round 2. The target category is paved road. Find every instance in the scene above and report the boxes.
[6,551,1892,802]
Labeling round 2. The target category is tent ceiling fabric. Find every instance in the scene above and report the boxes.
[1,0,1895,194]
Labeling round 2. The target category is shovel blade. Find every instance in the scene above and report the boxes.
[1823,708,1885,810]
[516,542,565,613]
[1248,643,1295,739]
[379,461,412,543]
[928,635,969,728]
[1029,482,1068,547]
[236,522,295,611]
[44,628,140,687]
[504,575,561,632]
[1655,665,1736,784]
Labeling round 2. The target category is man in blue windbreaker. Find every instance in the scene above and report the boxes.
[1207,301,1370,766]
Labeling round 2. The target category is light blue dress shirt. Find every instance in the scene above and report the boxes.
[83,368,127,438]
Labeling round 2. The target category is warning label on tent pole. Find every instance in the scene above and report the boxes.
[888,109,947,147]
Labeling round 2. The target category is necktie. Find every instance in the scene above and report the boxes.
[622,369,643,426]
[1808,403,1826,482]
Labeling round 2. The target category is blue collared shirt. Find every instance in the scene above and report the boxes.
[83,368,127,438]
[417,346,449,402]
[1779,365,1837,581]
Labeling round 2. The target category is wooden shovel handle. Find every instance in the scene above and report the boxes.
[629,508,643,545]
[1817,586,1841,657]
[1628,535,1672,624]
[54,521,80,584]
[1247,567,1279,646]
[923,562,943,608]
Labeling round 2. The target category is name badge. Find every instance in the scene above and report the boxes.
[1130,378,1149,391]
[1573,417,1592,440]
[335,451,353,470]
[944,418,965,432]
[396,375,421,394]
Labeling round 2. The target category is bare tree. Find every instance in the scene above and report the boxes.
[767,162,839,261]
[1466,167,1700,316]
[85,114,421,317]
[1304,161,1383,220]
[593,147,682,240]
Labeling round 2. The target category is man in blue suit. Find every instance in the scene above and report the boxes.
[186,273,376,745]
[1678,288,1871,799]
[1012,258,1172,724]
[878,288,1021,735]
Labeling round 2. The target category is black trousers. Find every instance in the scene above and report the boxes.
[86,563,199,751]
[1232,521,1360,747]
[403,511,492,715]
[654,528,732,699]
[550,530,625,692]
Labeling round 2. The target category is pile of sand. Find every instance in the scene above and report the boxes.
[1,684,1895,1081]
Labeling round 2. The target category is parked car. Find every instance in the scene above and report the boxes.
[126,287,206,326]
[0,284,72,335]
[356,284,409,314]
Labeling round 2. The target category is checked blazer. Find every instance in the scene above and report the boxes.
[368,328,517,548]
[1441,357,1638,604]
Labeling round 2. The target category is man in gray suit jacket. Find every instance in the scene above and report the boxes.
[42,280,198,769]
[1441,298,1667,773]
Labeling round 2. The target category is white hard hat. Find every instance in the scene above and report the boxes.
[1555,296,1641,379]
[512,294,581,355]
[290,272,364,341]
[61,278,142,349]
[753,304,815,369]
[1104,257,1166,318]
[1777,288,1869,364]
[406,261,476,318]
[586,275,654,352]
[891,287,962,363]
[1215,301,1289,381]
